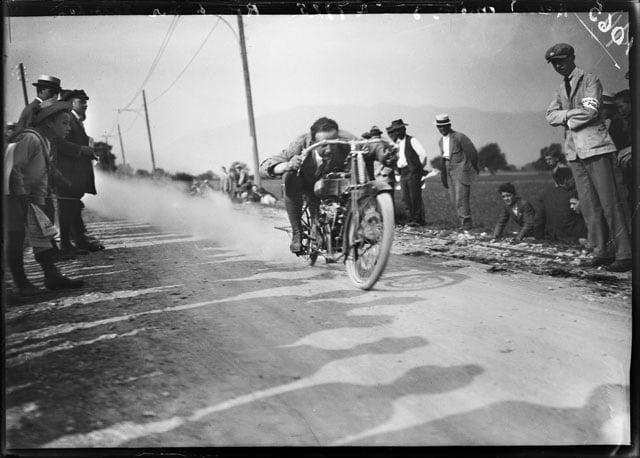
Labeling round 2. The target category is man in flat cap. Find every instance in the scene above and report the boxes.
[16,75,62,133]
[386,119,431,227]
[56,89,103,254]
[545,43,631,272]
[434,114,479,230]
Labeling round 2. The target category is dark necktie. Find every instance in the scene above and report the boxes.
[564,77,572,100]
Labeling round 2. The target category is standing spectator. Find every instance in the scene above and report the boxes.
[219,166,230,194]
[609,89,633,217]
[4,99,83,295]
[386,119,430,227]
[434,114,480,230]
[56,89,103,253]
[365,125,397,198]
[545,43,631,272]
[492,182,536,242]
[16,75,62,132]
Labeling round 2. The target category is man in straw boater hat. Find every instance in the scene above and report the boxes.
[434,113,480,230]
[16,74,62,133]
[545,42,631,272]
[386,118,431,227]
[4,98,84,296]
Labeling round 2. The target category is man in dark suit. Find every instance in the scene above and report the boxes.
[435,114,480,230]
[16,75,62,132]
[56,89,103,253]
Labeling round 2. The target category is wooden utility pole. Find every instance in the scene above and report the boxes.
[142,90,156,172]
[18,63,28,106]
[236,13,261,187]
[117,123,126,166]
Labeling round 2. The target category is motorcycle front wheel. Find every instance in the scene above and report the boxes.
[345,192,394,290]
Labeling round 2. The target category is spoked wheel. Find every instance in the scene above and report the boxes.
[345,192,394,290]
[299,203,319,266]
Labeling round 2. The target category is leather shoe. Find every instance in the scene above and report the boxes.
[585,256,615,267]
[60,245,89,256]
[14,283,44,296]
[605,259,632,273]
[75,240,105,251]
[45,274,84,290]
[290,231,303,253]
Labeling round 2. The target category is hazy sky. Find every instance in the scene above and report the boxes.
[4,12,631,173]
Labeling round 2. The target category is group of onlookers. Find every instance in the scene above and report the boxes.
[260,42,632,273]
[4,74,105,296]
[218,162,277,205]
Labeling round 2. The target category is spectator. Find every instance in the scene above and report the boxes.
[532,167,588,244]
[5,122,18,142]
[434,114,480,230]
[16,75,62,132]
[219,166,230,194]
[4,99,83,295]
[364,125,397,198]
[609,89,633,217]
[259,116,356,253]
[545,43,631,272]
[386,119,431,227]
[492,182,536,242]
[57,89,104,253]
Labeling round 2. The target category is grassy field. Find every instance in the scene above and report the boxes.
[260,171,553,233]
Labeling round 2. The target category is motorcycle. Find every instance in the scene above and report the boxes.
[281,138,395,290]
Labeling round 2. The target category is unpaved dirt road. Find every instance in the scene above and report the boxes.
[4,207,631,449]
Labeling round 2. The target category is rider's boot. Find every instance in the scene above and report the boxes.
[290,230,303,253]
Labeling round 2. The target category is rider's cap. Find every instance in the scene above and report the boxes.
[61,89,89,101]
[545,43,574,62]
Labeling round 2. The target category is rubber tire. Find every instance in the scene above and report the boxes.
[345,192,394,290]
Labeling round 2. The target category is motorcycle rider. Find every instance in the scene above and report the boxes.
[259,117,357,253]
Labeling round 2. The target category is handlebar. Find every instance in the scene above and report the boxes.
[299,138,388,156]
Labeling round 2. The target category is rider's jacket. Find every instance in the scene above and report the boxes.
[259,129,357,179]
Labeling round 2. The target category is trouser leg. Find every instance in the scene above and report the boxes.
[58,197,74,247]
[586,154,632,260]
[5,230,30,288]
[570,159,609,257]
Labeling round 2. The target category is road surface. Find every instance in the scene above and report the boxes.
[4,207,631,449]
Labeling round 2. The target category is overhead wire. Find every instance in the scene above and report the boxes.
[149,17,222,104]
[106,15,181,138]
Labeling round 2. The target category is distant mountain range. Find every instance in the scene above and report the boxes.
[161,103,565,175]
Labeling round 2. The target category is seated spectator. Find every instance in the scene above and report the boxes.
[491,182,536,242]
[532,167,587,244]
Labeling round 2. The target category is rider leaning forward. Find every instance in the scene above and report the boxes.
[260,116,394,254]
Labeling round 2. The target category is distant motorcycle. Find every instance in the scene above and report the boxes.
[279,139,394,290]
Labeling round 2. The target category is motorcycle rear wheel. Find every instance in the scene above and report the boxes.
[345,192,394,290]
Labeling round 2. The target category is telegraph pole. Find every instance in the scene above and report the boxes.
[117,123,126,166]
[236,12,261,187]
[142,89,156,172]
[18,63,28,106]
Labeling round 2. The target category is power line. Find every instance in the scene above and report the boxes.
[149,17,222,104]
[106,16,180,138]
[120,16,181,112]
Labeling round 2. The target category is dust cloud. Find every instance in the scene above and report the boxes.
[83,173,294,264]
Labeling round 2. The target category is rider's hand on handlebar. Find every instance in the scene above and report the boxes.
[288,154,304,171]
